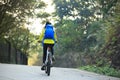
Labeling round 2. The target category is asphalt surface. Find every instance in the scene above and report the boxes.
[0,64,119,80]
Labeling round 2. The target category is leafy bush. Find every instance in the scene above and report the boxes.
[79,65,120,78]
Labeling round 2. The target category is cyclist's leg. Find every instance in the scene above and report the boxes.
[50,44,55,61]
[43,44,47,63]
[41,44,47,70]
[49,44,54,55]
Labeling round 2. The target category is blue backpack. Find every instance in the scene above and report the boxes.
[44,24,54,39]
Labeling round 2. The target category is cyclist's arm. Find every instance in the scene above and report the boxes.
[39,28,45,42]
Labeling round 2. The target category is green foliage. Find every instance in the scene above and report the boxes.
[28,35,42,55]
[35,0,46,9]
[53,0,108,67]
[56,20,83,53]
[0,14,16,36]
[37,12,50,18]
[98,0,120,69]
[53,0,98,22]
[6,27,29,53]
[80,65,120,78]
[0,0,47,56]
[53,0,120,69]
[35,0,52,23]
[98,0,118,18]
[0,0,46,36]
[0,0,31,35]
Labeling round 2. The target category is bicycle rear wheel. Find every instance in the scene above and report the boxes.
[46,53,52,76]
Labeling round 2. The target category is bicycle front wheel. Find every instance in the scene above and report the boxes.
[46,62,51,76]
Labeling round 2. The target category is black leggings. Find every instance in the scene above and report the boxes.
[43,44,54,63]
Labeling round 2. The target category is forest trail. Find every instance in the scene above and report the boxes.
[0,63,119,80]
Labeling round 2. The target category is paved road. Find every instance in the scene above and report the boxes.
[0,64,119,80]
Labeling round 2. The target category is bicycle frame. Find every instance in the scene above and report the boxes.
[45,46,52,76]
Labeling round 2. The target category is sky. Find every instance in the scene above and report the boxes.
[27,0,55,35]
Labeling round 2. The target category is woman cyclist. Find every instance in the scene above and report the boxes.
[39,21,57,70]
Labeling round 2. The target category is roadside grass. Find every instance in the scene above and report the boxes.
[79,65,120,78]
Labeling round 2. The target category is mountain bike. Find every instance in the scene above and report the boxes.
[44,46,53,76]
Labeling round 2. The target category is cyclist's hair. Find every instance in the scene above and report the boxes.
[46,21,51,25]
[44,21,52,28]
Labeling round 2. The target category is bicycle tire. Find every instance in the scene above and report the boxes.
[46,63,51,76]
[46,53,51,76]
